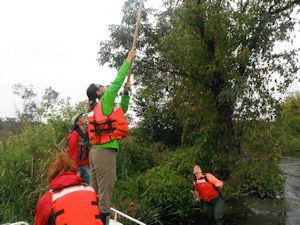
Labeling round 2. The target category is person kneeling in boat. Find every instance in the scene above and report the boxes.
[193,165,224,225]
[34,153,103,225]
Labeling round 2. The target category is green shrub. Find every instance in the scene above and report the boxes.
[139,166,192,224]
[117,137,156,179]
[231,123,284,198]
[278,94,300,151]
[112,166,192,225]
[161,146,207,178]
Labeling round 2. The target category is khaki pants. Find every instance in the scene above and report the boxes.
[89,146,116,214]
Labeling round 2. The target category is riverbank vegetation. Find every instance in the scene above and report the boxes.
[0,0,299,224]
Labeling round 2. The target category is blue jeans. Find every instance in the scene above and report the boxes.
[79,166,91,184]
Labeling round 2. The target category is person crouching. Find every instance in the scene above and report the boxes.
[34,153,103,225]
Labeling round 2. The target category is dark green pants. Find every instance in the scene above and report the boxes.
[205,195,224,225]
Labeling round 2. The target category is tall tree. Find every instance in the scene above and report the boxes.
[160,0,299,174]
[98,0,299,176]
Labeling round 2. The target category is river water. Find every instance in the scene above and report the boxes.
[228,157,300,225]
[279,157,300,224]
[189,157,300,225]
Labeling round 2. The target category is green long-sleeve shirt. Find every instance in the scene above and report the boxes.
[94,60,131,150]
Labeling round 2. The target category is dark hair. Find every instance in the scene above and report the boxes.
[87,83,98,99]
[88,99,98,111]
[86,83,103,111]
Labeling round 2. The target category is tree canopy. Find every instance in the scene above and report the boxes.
[98,0,299,176]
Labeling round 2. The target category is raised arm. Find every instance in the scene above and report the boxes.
[101,49,136,116]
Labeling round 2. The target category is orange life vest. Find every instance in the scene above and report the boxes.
[51,185,103,225]
[88,100,128,145]
[193,174,219,202]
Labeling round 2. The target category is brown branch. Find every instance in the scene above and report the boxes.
[140,58,205,83]
[269,0,300,14]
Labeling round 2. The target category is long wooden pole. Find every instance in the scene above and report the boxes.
[127,0,144,83]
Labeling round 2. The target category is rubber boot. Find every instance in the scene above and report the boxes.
[99,213,110,225]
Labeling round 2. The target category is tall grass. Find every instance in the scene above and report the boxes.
[0,124,64,223]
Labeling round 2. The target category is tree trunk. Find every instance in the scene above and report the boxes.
[207,74,238,178]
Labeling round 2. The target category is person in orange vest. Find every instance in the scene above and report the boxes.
[86,48,136,225]
[34,153,103,225]
[193,165,224,225]
[67,113,91,184]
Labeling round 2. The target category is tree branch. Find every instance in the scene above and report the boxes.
[269,0,300,14]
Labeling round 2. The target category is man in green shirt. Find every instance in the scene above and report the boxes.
[86,48,136,225]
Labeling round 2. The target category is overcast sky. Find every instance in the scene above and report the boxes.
[0,1,299,118]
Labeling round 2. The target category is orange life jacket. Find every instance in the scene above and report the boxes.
[193,174,219,202]
[51,185,103,225]
[88,100,128,145]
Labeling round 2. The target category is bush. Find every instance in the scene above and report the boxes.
[278,94,300,151]
[229,122,284,198]
[112,146,211,224]
[139,166,193,224]
[117,137,156,179]
[112,166,193,225]
[161,146,207,178]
